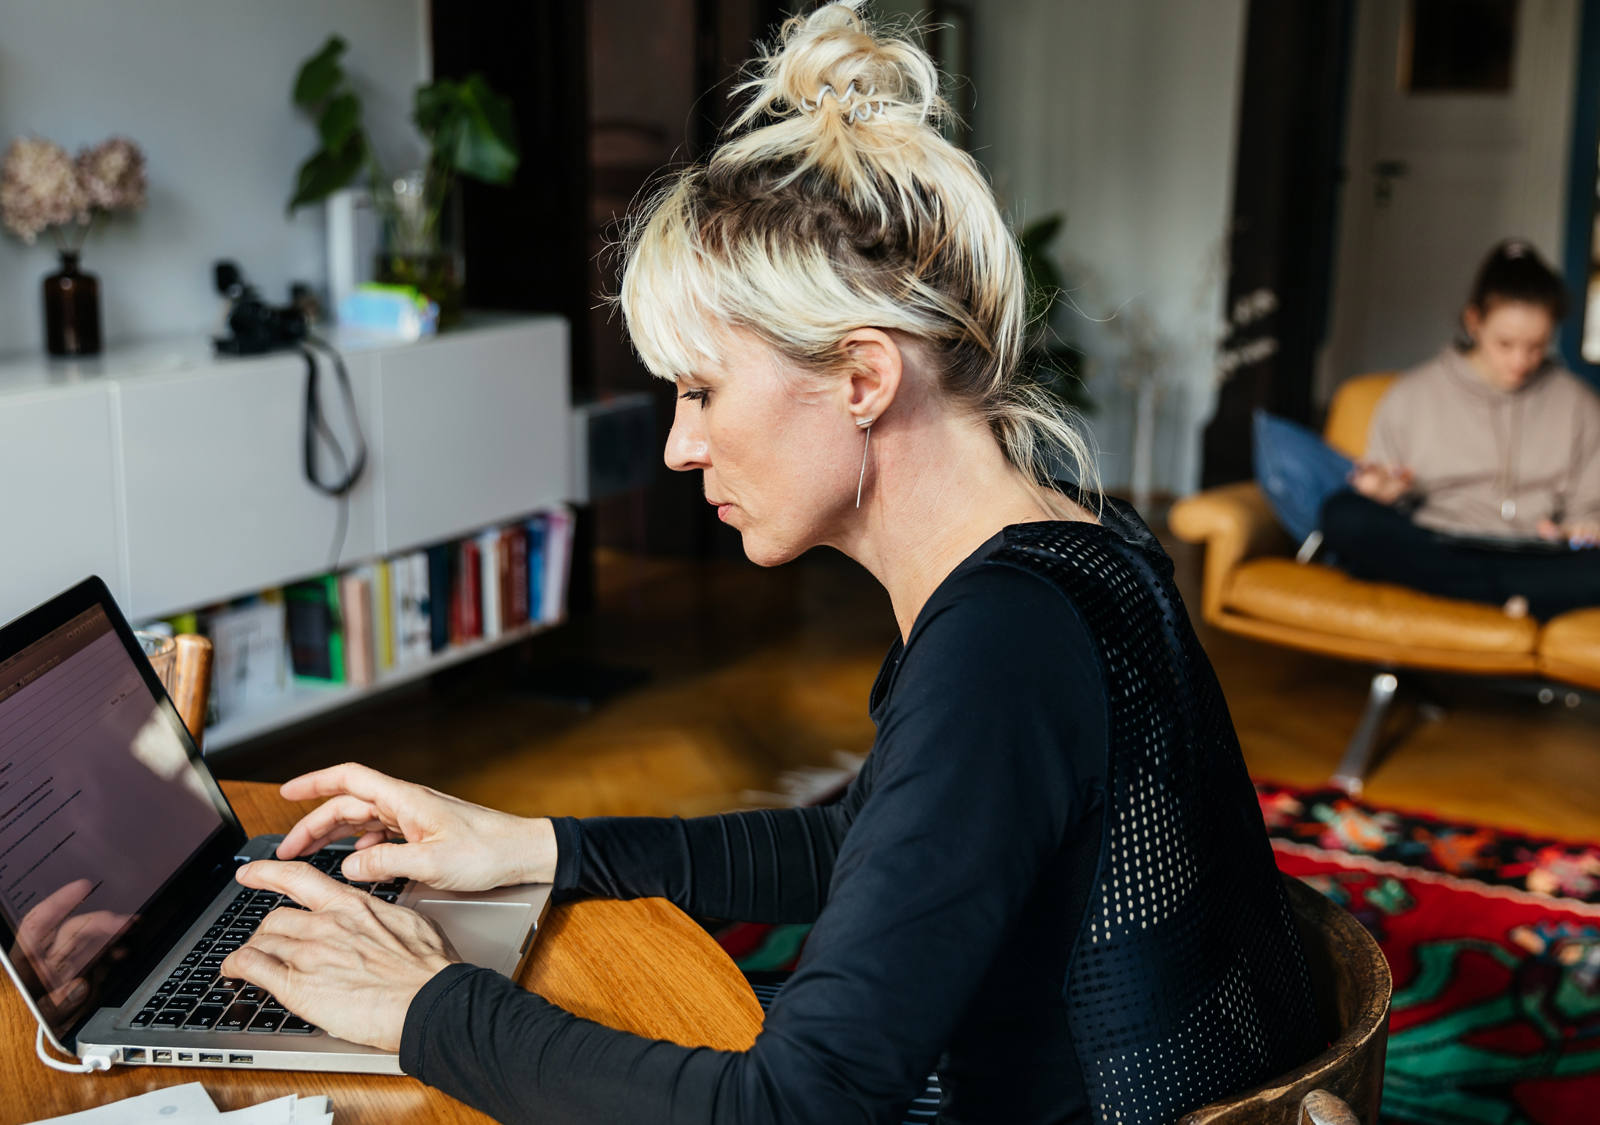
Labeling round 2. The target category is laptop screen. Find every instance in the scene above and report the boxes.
[0,602,229,1038]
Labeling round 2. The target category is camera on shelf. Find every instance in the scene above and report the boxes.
[212,260,312,355]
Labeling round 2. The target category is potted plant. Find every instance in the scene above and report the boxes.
[1018,214,1093,413]
[286,36,520,329]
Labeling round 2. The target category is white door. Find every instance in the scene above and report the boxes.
[1317,0,1578,399]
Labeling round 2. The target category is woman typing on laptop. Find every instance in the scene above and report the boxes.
[222,6,1319,1121]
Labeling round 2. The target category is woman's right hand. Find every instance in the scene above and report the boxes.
[273,763,558,891]
[1348,461,1415,505]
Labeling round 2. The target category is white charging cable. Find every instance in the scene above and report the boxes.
[36,1024,112,1073]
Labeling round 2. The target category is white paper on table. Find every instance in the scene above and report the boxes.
[28,1082,218,1124]
[165,1093,333,1125]
[288,1097,331,1122]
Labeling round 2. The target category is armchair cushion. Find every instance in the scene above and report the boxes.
[1225,559,1539,656]
[1540,610,1600,690]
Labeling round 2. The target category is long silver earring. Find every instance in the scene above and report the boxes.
[855,417,874,509]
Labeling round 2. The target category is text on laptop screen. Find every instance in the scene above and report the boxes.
[0,606,223,1025]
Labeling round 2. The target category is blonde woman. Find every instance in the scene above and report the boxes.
[223,6,1319,1121]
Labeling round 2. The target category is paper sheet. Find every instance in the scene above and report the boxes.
[30,1083,217,1124]
[29,1086,332,1125]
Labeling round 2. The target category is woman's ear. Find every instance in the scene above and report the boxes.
[839,328,902,426]
[1461,304,1483,345]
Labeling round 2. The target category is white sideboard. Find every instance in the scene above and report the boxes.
[0,315,572,747]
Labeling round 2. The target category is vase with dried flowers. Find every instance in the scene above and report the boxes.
[0,136,146,356]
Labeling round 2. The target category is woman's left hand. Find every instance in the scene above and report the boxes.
[1538,518,1600,547]
[1563,521,1600,547]
[220,860,456,1052]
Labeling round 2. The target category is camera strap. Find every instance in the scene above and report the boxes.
[299,336,367,498]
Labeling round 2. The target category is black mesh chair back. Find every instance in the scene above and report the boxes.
[994,511,1320,1124]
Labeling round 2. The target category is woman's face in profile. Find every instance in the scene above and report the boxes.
[662,326,857,566]
[1464,299,1556,392]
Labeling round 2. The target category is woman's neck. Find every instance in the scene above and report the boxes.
[833,406,1095,641]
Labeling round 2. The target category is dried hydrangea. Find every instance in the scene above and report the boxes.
[0,137,88,244]
[77,136,147,213]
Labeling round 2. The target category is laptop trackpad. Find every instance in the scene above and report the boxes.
[413,900,536,978]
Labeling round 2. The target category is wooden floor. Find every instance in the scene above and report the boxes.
[218,534,1600,842]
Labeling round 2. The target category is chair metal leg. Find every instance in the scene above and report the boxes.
[1331,672,1399,797]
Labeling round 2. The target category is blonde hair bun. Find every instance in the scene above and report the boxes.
[722,3,943,210]
[619,2,1099,501]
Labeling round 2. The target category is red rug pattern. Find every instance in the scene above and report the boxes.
[1258,782,1600,1125]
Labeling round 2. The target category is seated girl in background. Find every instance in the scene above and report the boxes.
[1321,240,1600,619]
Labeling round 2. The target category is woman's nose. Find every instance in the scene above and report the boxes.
[664,405,710,472]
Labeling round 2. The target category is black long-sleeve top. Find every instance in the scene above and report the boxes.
[401,529,1109,1123]
[399,510,1314,1123]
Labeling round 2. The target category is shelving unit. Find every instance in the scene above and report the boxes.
[0,315,574,750]
[205,617,554,752]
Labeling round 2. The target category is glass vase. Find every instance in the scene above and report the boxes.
[372,170,466,331]
[43,250,102,356]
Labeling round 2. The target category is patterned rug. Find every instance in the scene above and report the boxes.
[1257,781,1600,1125]
[707,784,1600,1124]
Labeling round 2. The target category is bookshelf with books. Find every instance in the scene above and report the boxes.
[169,506,575,752]
[0,315,574,750]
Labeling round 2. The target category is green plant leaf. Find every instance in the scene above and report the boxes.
[287,138,365,213]
[293,36,347,107]
[1019,214,1064,254]
[318,92,363,151]
[451,75,520,184]
[413,80,459,142]
[409,74,519,184]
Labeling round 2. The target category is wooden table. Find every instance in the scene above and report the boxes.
[1,781,765,1123]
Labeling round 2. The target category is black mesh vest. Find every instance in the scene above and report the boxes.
[990,505,1320,1123]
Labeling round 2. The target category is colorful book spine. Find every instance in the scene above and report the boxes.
[340,571,375,688]
[453,539,483,643]
[477,529,502,640]
[374,559,395,672]
[426,544,453,653]
[405,551,432,663]
[504,527,529,628]
[541,505,574,625]
[285,575,345,683]
[526,515,547,625]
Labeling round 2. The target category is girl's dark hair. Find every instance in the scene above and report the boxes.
[1466,239,1568,322]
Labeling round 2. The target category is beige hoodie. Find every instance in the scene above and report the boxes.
[1364,347,1600,537]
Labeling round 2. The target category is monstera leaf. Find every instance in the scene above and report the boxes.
[414,75,520,186]
[287,37,521,215]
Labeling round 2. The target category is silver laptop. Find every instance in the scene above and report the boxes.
[0,576,552,1074]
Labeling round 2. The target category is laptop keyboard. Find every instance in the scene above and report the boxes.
[127,849,408,1036]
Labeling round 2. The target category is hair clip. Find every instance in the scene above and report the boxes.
[799,82,886,122]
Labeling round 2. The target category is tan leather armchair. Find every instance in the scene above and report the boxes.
[1170,374,1600,793]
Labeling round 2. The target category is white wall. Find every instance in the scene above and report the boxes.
[972,0,1248,495]
[0,0,429,354]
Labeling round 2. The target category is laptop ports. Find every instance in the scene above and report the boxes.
[229,1054,254,1065]
[124,1048,146,1062]
[198,1052,223,1063]
[153,1050,172,1062]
